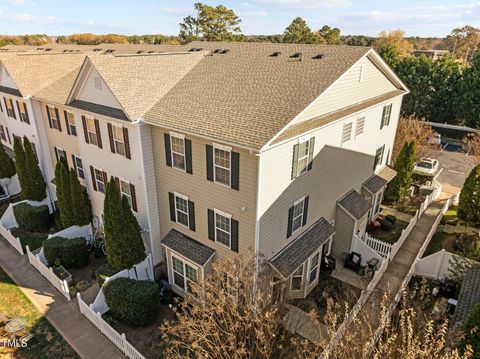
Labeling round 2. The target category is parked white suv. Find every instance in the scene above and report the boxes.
[414,158,439,175]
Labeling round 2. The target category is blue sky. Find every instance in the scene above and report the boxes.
[0,0,479,37]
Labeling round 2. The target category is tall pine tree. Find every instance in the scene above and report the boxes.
[104,177,146,270]
[55,158,73,227]
[458,165,480,225]
[23,137,46,201]
[0,143,15,179]
[385,141,416,202]
[13,136,28,199]
[69,169,92,226]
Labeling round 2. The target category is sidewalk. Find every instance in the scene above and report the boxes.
[0,236,124,359]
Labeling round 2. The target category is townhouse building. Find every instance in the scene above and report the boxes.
[0,42,408,301]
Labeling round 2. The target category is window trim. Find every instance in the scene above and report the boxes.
[112,125,126,156]
[170,132,186,172]
[373,190,383,216]
[173,192,190,229]
[296,138,311,177]
[5,98,15,118]
[308,251,320,286]
[86,116,99,146]
[171,253,198,293]
[119,178,133,208]
[213,145,232,188]
[18,101,29,123]
[54,146,67,162]
[291,196,306,235]
[93,167,106,193]
[341,121,353,144]
[66,111,77,136]
[374,145,385,170]
[73,155,85,179]
[48,105,61,130]
[290,264,304,291]
[214,209,232,249]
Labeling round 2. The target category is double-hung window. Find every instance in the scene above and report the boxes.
[171,135,186,171]
[86,118,98,146]
[291,264,304,291]
[5,98,15,118]
[308,252,320,285]
[292,198,305,234]
[380,104,392,129]
[54,147,66,162]
[214,146,231,187]
[215,210,231,248]
[48,106,61,130]
[119,179,132,208]
[172,255,197,293]
[373,191,382,216]
[94,168,106,193]
[66,111,77,136]
[73,155,84,179]
[374,145,385,170]
[174,193,189,228]
[296,140,310,176]
[113,126,126,156]
[18,101,29,123]
[341,122,353,144]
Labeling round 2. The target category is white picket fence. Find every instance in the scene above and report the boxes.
[389,209,419,260]
[26,245,71,301]
[419,180,442,216]
[77,293,146,359]
[363,233,392,258]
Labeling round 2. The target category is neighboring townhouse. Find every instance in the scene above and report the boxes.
[143,42,408,298]
[32,51,206,265]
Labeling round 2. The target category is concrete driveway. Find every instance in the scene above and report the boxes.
[424,146,479,194]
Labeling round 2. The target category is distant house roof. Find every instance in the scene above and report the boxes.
[338,189,372,220]
[162,229,215,267]
[144,42,376,149]
[270,217,335,278]
[453,266,480,325]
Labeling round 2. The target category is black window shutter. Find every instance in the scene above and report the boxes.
[231,151,240,190]
[185,139,193,174]
[207,209,215,241]
[380,106,386,129]
[164,133,172,167]
[302,196,309,226]
[168,192,176,222]
[123,127,131,159]
[188,200,195,231]
[90,166,97,191]
[231,219,239,253]
[107,123,115,153]
[63,111,70,135]
[206,145,214,182]
[71,154,77,172]
[54,147,59,162]
[23,103,29,124]
[55,108,62,132]
[287,206,294,238]
[82,116,89,143]
[291,143,300,179]
[130,184,137,212]
[10,99,15,119]
[94,119,102,148]
[307,137,315,171]
[46,105,53,128]
[15,101,21,122]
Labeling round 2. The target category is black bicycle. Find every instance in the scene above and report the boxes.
[86,232,106,256]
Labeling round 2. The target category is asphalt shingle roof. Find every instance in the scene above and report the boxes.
[453,266,480,325]
[162,229,215,267]
[34,67,81,104]
[363,175,388,194]
[270,218,335,278]
[144,41,372,149]
[338,189,371,220]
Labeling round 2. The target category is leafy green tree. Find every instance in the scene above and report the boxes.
[458,165,480,225]
[13,136,27,198]
[69,169,92,226]
[23,137,46,201]
[0,143,15,179]
[458,53,480,128]
[179,3,242,42]
[104,178,146,270]
[55,158,73,227]
[283,17,319,44]
[460,303,480,356]
[377,43,401,69]
[385,141,416,202]
[317,25,342,45]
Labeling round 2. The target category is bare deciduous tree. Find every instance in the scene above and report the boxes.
[393,115,436,162]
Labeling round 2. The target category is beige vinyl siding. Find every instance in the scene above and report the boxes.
[76,67,122,110]
[332,207,355,258]
[294,56,398,124]
[151,127,258,264]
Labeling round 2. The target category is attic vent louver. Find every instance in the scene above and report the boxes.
[189,48,197,52]
[220,49,229,54]
[270,51,281,57]
[106,49,115,53]
[93,48,102,52]
[63,49,69,52]
[290,52,302,59]
[213,48,222,53]
[137,50,144,54]
[37,47,43,50]
[148,50,155,53]
[45,48,52,51]
[312,54,324,59]
[195,48,203,51]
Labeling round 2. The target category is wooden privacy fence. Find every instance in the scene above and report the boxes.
[26,245,71,301]
[77,293,146,359]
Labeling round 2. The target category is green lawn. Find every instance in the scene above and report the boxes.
[441,207,459,226]
[371,218,409,244]
[0,267,79,358]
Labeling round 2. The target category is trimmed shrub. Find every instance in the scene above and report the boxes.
[104,277,160,327]
[43,236,90,269]
[378,218,393,231]
[14,203,49,232]
[385,215,397,224]
[95,263,118,287]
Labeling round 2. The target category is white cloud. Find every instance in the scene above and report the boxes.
[6,0,26,5]
[244,11,268,17]
[250,0,351,9]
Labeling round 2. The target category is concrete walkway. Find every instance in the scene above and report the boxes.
[363,200,444,328]
[0,236,124,359]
